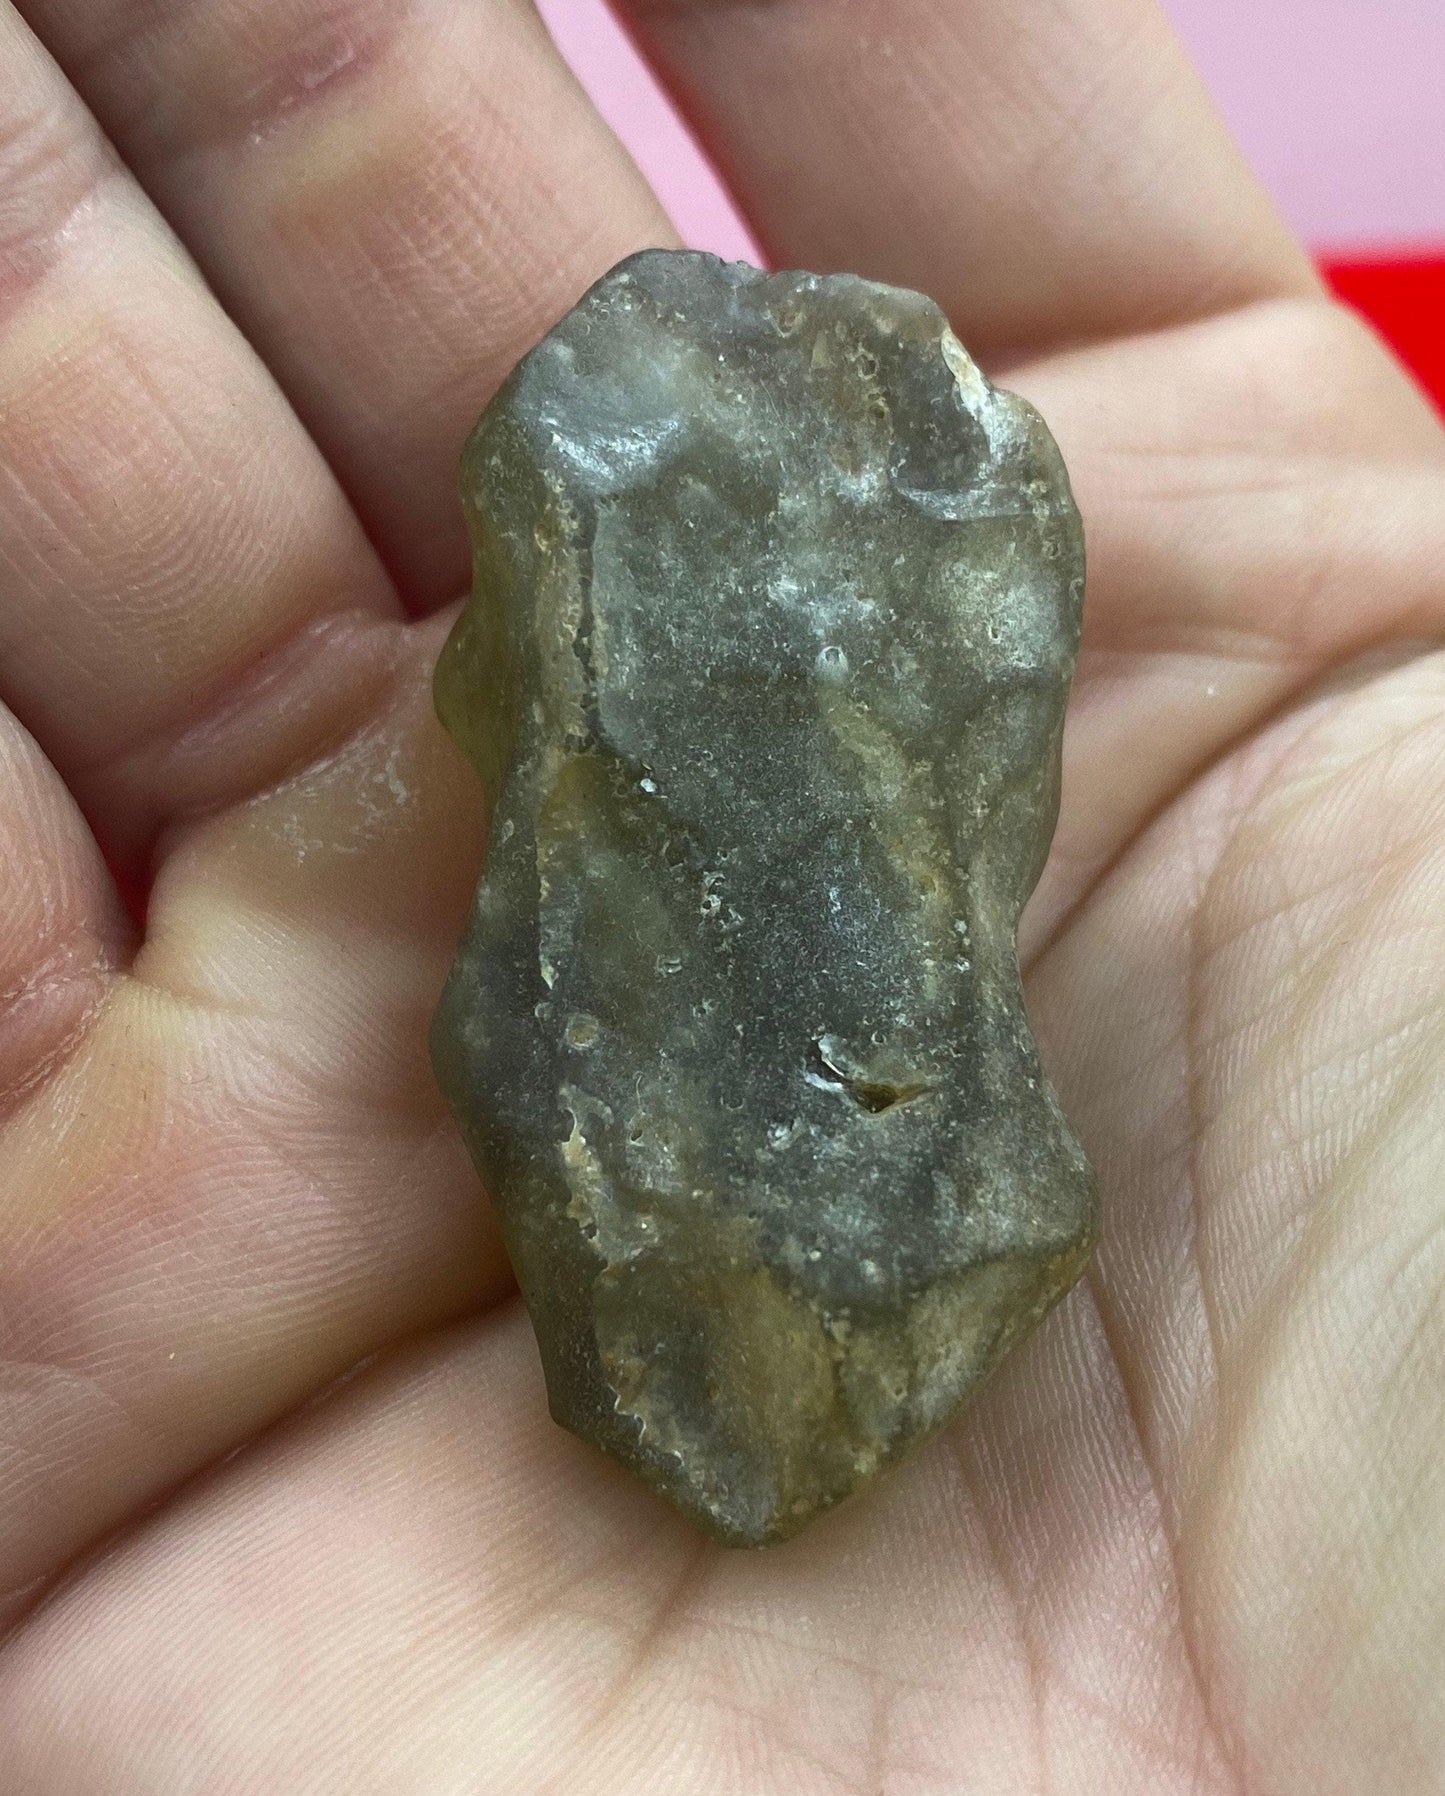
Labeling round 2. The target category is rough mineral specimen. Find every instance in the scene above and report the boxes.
[432,250,1096,1546]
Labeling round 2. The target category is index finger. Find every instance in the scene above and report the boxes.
[614,0,1318,355]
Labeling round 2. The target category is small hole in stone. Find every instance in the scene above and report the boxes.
[805,1038,933,1114]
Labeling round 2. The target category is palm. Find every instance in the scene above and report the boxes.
[1,0,1440,1787]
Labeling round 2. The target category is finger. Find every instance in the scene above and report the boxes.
[0,5,519,1627]
[614,0,1317,355]
[0,3,398,869]
[18,0,675,611]
[0,706,128,1122]
[0,607,510,1635]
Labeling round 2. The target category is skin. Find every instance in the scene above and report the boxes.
[0,0,1439,1787]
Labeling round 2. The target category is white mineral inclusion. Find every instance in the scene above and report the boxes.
[940,326,991,412]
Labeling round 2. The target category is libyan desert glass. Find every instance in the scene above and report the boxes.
[430,250,1097,1546]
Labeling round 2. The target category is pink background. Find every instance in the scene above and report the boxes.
[536,0,1445,260]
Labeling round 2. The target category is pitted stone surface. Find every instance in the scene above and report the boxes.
[432,249,1096,1545]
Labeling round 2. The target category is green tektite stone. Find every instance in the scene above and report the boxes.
[432,250,1097,1546]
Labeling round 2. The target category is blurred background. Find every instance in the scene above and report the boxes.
[535,0,1444,409]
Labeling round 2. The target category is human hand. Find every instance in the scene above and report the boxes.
[0,0,1440,1788]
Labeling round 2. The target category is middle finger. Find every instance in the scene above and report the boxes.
[19,0,674,609]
